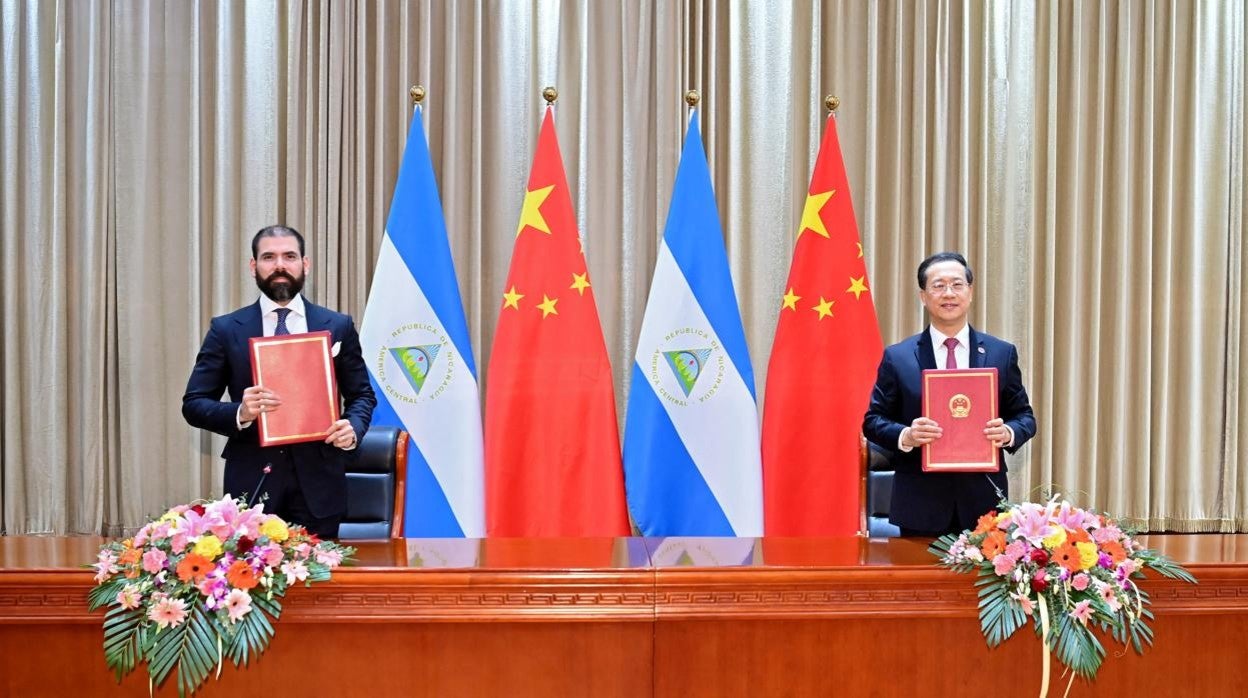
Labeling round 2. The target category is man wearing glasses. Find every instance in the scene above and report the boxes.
[863,252,1036,537]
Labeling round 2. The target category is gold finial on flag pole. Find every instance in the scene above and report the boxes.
[410,85,426,105]
[685,90,701,107]
[542,86,558,104]
[825,95,839,113]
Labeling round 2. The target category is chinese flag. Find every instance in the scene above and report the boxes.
[484,107,630,537]
[761,114,883,536]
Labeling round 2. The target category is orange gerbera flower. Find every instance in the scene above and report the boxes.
[1101,540,1127,564]
[1066,527,1091,544]
[1053,542,1083,573]
[980,530,1008,559]
[225,560,260,590]
[176,554,213,582]
[974,511,999,535]
[118,547,142,565]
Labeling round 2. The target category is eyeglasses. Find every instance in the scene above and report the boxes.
[926,281,969,295]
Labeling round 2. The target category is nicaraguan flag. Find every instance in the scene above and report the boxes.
[622,113,764,536]
[359,104,484,537]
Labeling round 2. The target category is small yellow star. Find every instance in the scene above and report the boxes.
[782,287,801,311]
[846,276,869,300]
[812,297,835,320]
[502,286,524,310]
[799,189,835,238]
[516,184,556,237]
[570,272,591,295]
[536,294,559,318]
[856,241,864,259]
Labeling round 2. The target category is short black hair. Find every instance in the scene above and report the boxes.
[251,225,305,259]
[917,252,974,289]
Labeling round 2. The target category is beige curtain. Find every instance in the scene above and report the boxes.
[1,0,1244,535]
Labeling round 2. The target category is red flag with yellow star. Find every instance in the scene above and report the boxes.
[484,107,630,536]
[761,113,883,536]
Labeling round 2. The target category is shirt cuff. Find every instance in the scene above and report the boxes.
[236,405,253,431]
[898,427,914,453]
[1004,424,1015,449]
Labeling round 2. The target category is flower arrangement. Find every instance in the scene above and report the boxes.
[88,496,355,696]
[930,497,1196,691]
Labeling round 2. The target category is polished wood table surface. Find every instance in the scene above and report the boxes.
[2,534,1246,696]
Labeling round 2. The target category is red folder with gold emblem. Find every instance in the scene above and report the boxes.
[249,331,340,447]
[921,368,999,472]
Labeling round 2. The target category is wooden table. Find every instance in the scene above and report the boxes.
[2,535,1246,696]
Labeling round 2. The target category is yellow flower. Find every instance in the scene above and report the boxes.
[995,511,1012,527]
[193,534,224,560]
[1042,528,1067,550]
[1076,541,1099,570]
[260,518,290,543]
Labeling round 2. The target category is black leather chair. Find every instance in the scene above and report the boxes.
[339,425,408,540]
[860,435,900,538]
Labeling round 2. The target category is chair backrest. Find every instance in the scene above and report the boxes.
[859,435,900,538]
[339,426,408,539]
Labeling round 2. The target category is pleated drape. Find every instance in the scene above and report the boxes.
[1,0,1244,534]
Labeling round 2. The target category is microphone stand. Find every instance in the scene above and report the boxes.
[247,464,273,508]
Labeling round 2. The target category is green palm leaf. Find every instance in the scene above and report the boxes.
[102,606,143,682]
[225,596,279,666]
[89,579,125,611]
[1142,554,1198,583]
[1052,612,1106,680]
[975,572,1025,647]
[149,606,218,697]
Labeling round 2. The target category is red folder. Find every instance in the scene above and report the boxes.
[249,331,340,447]
[921,368,999,472]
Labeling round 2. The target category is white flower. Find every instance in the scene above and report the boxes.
[282,560,309,586]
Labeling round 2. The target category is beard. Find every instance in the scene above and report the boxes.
[255,268,305,303]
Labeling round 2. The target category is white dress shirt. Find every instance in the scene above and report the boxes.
[930,324,970,370]
[259,293,309,336]
[898,323,1012,451]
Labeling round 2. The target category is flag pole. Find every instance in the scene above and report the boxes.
[684,89,700,136]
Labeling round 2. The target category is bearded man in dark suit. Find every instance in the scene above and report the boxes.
[183,225,376,538]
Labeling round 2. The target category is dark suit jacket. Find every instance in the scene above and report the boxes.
[182,300,376,518]
[862,325,1036,531]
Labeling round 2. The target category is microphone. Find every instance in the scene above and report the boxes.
[984,473,1005,502]
[247,464,273,508]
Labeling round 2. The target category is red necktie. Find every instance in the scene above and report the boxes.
[944,337,959,369]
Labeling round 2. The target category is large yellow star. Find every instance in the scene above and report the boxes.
[516,184,556,237]
[846,276,869,300]
[812,296,835,320]
[570,272,591,296]
[782,287,801,311]
[799,189,835,238]
[502,286,524,310]
[536,294,559,318]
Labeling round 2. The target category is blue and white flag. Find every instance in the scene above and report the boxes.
[622,113,764,536]
[359,105,484,537]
